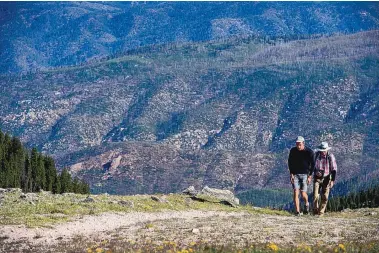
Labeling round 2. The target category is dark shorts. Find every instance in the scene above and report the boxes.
[292,174,308,192]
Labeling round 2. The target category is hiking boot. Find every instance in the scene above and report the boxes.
[304,203,310,215]
[295,212,303,217]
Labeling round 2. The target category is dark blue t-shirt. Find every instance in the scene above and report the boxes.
[288,146,315,175]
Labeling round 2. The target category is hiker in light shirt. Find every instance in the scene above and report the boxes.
[312,142,338,216]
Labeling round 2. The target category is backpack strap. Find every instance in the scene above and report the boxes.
[315,151,332,178]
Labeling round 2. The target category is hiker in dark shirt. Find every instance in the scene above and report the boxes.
[288,136,315,216]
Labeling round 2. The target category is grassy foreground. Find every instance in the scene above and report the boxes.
[0,189,285,227]
[1,189,379,253]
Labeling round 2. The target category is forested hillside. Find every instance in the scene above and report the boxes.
[0,129,89,194]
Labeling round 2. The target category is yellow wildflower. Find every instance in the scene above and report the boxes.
[95,248,103,253]
[267,242,279,252]
[188,249,193,253]
[189,242,196,246]
[177,250,189,253]
[297,244,312,253]
[338,244,346,252]
[87,248,93,253]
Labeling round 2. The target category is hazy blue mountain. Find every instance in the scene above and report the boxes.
[1,2,378,73]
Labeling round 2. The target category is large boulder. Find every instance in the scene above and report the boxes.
[185,186,239,207]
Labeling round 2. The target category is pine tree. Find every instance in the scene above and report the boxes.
[60,168,72,193]
[22,154,32,192]
[10,136,24,188]
[72,177,79,193]
[36,154,46,191]
[52,173,61,194]
[81,180,90,194]
[30,147,39,191]
[0,133,11,188]
[44,156,56,192]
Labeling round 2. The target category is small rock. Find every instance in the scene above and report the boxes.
[118,200,134,208]
[182,186,198,196]
[39,190,52,195]
[202,226,212,232]
[151,196,168,203]
[62,193,76,196]
[192,228,200,234]
[365,212,377,216]
[81,197,95,203]
[185,198,193,206]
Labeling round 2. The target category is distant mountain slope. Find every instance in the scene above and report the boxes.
[1,2,378,74]
[1,30,378,194]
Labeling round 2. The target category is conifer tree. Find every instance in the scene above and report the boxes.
[22,154,32,192]
[36,154,46,191]
[60,168,72,193]
[52,173,61,194]
[10,136,24,188]
[72,177,79,193]
[44,156,56,192]
[30,147,39,191]
[81,180,90,194]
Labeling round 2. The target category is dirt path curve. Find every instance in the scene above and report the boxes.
[0,211,246,245]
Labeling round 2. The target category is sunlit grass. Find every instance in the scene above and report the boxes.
[0,190,288,227]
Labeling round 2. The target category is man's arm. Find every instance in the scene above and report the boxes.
[307,149,315,184]
[288,149,294,184]
[329,153,337,188]
[308,149,315,176]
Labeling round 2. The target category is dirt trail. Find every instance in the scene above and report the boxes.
[1,209,379,250]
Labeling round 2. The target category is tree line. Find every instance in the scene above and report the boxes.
[327,183,379,211]
[0,129,90,194]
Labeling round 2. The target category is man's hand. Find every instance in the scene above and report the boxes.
[307,176,312,185]
[290,174,294,184]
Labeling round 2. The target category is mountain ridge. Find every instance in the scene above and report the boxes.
[1,2,378,74]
